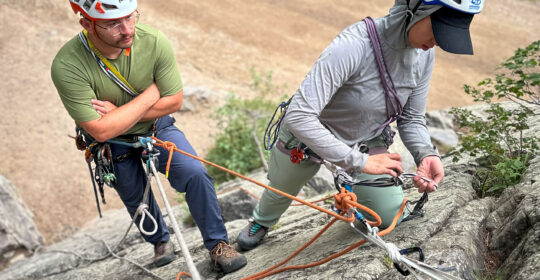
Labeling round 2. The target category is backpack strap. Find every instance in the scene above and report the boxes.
[78,30,138,97]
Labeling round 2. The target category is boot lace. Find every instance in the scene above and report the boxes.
[211,241,237,264]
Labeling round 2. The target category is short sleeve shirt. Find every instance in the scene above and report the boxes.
[51,23,183,135]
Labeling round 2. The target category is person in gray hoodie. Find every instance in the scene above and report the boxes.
[237,0,485,251]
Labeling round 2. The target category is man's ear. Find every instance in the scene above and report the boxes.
[79,18,93,34]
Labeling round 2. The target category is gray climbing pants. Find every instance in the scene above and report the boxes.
[253,126,405,229]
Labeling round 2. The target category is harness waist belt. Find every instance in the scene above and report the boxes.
[365,146,389,155]
[113,131,154,143]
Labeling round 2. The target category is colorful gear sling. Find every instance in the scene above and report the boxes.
[78,29,138,97]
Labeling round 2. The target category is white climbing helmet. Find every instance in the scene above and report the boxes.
[422,0,484,14]
[69,0,137,20]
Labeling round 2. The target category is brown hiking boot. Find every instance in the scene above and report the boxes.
[153,241,176,267]
[209,241,247,274]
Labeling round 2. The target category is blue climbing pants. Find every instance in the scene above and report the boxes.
[109,115,228,250]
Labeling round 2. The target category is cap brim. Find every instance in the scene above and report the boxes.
[431,12,474,55]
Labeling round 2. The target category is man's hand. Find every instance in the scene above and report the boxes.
[363,153,403,177]
[414,155,444,193]
[92,99,117,116]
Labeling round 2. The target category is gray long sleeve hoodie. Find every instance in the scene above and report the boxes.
[284,0,442,173]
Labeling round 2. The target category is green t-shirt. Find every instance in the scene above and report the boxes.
[51,23,183,136]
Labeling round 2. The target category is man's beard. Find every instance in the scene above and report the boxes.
[101,31,135,49]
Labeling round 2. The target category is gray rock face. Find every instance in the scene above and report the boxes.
[0,175,43,270]
[178,86,215,112]
[426,110,459,147]
[1,103,538,280]
[485,154,540,280]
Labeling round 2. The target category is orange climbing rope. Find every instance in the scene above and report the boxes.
[242,199,407,280]
[151,137,406,279]
[176,272,191,280]
[152,137,381,225]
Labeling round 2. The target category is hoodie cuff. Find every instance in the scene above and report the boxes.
[412,145,440,166]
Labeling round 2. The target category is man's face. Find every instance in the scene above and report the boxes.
[93,11,139,49]
[408,16,438,51]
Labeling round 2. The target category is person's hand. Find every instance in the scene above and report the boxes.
[363,153,402,177]
[414,155,444,193]
[92,99,117,116]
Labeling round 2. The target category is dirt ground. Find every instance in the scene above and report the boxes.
[1,0,539,244]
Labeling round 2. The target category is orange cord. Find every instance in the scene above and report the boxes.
[176,272,191,280]
[151,137,407,279]
[160,141,176,178]
[242,198,407,280]
[151,137,377,225]
[217,186,334,207]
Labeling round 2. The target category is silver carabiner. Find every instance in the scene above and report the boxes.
[399,173,438,189]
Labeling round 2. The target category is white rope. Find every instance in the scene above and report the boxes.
[349,223,461,280]
[137,203,158,236]
[383,241,401,263]
[147,143,201,280]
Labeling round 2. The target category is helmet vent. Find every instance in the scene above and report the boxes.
[102,4,119,10]
[83,0,92,10]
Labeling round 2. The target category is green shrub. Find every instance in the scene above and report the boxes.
[450,40,539,197]
[205,67,288,185]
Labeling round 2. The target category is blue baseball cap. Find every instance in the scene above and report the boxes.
[431,6,475,55]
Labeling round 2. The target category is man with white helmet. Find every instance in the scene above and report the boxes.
[51,0,247,273]
[237,0,484,251]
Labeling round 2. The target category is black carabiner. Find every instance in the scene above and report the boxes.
[393,246,425,276]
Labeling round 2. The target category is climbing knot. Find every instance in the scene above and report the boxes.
[162,141,177,151]
[333,188,357,211]
[137,203,149,213]
[161,141,177,178]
